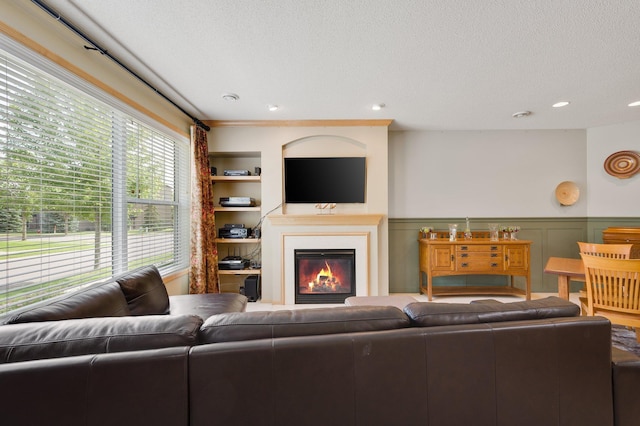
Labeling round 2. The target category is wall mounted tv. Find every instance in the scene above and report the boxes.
[284,157,366,203]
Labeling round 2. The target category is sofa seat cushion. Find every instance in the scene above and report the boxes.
[404,296,580,327]
[0,314,203,364]
[199,305,410,343]
[2,281,131,325]
[116,265,170,315]
[169,293,248,320]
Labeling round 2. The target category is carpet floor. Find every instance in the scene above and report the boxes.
[611,325,640,357]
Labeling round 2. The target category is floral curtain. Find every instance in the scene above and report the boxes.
[189,125,219,293]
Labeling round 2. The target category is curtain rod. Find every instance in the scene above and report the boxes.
[30,0,211,132]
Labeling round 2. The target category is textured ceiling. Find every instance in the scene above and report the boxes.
[37,0,640,130]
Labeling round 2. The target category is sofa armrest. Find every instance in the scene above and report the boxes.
[612,347,640,426]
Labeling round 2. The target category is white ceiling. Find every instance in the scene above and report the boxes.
[39,0,640,130]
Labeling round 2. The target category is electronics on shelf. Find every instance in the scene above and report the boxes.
[218,256,250,270]
[218,223,249,239]
[219,197,256,207]
[223,169,251,176]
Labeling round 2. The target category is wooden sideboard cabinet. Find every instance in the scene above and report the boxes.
[418,237,531,301]
[602,227,640,259]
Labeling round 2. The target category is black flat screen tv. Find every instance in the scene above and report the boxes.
[284,157,366,203]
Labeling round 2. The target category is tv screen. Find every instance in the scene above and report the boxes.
[284,157,366,203]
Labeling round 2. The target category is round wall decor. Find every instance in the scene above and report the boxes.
[555,181,580,206]
[604,150,640,179]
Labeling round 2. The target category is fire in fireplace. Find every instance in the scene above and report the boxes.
[294,249,356,304]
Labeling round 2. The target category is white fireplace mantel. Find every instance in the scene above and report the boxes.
[268,214,383,227]
[264,214,387,304]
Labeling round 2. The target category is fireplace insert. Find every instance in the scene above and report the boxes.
[294,249,356,304]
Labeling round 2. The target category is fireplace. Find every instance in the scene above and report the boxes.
[294,249,356,304]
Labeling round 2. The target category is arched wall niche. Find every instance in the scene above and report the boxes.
[282,135,367,157]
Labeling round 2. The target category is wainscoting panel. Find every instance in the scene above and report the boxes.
[389,217,640,293]
[389,217,639,295]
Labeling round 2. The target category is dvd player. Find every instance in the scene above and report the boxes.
[218,227,248,238]
[218,256,250,270]
[219,197,256,207]
[223,170,251,176]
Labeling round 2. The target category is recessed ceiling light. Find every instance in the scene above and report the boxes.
[221,93,239,101]
[267,104,279,111]
[372,103,385,111]
[628,100,640,107]
[512,111,531,118]
[552,101,570,108]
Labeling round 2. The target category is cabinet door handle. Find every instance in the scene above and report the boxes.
[461,246,468,251]
[505,255,509,261]
[490,246,498,250]
[491,253,498,258]
[461,253,469,258]
[491,263,498,267]
[461,263,469,268]
[451,255,455,261]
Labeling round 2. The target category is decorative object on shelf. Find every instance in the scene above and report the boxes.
[509,225,521,240]
[500,225,509,240]
[314,203,337,215]
[488,223,499,241]
[500,225,520,240]
[555,181,580,206]
[604,150,640,179]
[464,217,472,240]
[420,226,436,239]
[500,225,521,240]
[448,223,458,242]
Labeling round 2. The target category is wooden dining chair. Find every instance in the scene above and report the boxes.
[579,253,640,342]
[577,241,633,259]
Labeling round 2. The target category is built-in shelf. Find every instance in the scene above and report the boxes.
[211,175,261,182]
[218,269,261,275]
[215,238,261,243]
[215,206,261,212]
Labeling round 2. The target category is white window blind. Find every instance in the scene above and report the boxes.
[0,40,189,314]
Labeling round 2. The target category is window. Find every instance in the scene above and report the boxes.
[0,37,189,314]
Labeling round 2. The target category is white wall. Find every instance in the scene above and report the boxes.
[389,130,587,218]
[587,121,640,217]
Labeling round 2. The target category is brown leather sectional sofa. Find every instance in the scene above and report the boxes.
[0,266,638,426]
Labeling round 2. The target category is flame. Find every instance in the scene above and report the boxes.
[316,261,333,281]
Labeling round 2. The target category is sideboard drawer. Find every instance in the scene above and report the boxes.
[456,244,502,253]
[456,252,504,271]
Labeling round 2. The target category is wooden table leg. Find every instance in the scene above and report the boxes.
[557,275,570,300]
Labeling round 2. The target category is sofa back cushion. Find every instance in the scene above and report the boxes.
[404,296,580,327]
[199,305,410,343]
[0,314,203,363]
[116,265,170,315]
[2,281,130,324]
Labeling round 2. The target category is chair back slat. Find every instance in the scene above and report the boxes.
[581,254,640,319]
[578,241,633,259]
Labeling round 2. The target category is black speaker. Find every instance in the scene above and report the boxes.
[243,275,261,302]
[210,167,217,176]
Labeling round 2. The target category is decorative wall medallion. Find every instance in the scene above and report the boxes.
[555,181,580,206]
[604,151,640,179]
